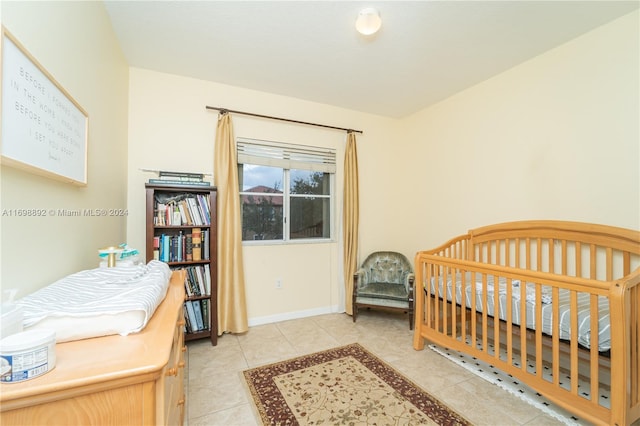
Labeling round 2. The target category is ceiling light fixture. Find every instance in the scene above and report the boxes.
[355,7,382,36]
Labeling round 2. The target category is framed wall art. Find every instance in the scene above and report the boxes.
[1,27,88,185]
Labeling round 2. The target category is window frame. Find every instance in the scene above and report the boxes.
[237,138,336,245]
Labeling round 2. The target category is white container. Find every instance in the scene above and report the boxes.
[0,304,23,339]
[0,329,56,383]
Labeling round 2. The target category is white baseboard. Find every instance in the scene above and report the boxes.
[248,305,342,327]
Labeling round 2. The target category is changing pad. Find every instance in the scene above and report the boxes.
[16,260,172,342]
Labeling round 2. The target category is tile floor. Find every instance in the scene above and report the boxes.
[184,310,570,426]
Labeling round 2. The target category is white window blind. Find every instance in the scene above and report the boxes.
[237,138,336,173]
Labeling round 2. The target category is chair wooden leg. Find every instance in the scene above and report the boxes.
[353,304,357,322]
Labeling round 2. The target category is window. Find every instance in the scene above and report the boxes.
[237,138,335,242]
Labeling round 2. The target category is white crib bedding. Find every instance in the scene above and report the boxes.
[17,260,172,343]
[429,272,610,352]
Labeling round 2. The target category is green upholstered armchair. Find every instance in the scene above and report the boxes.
[352,251,415,330]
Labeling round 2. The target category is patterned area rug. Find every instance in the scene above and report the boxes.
[243,343,471,425]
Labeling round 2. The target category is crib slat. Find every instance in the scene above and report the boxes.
[576,242,582,278]
[549,238,555,274]
[493,274,500,356]
[426,266,433,331]
[631,284,639,406]
[535,284,543,378]
[450,267,457,340]
[590,244,597,279]
[482,274,488,353]
[552,287,560,386]
[471,271,477,349]
[606,247,613,282]
[442,268,448,336]
[506,278,513,365]
[537,238,543,272]
[435,268,442,333]
[460,270,467,342]
[570,291,579,395]
[520,282,527,375]
[589,293,599,407]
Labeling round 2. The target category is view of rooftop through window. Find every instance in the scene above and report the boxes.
[238,165,332,241]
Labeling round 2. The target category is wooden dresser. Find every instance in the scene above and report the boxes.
[0,270,187,425]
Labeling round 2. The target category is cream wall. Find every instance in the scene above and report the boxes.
[0,2,129,299]
[125,68,401,323]
[400,10,639,254]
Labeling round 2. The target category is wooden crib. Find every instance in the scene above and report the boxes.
[413,220,640,426]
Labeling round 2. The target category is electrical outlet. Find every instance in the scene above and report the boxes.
[275,278,283,289]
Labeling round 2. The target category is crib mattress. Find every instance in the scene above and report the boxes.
[16,260,172,343]
[430,272,610,352]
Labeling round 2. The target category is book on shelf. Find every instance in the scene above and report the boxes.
[186,266,202,296]
[192,228,202,261]
[201,299,209,330]
[203,229,210,260]
[179,200,192,225]
[204,264,211,294]
[192,300,205,331]
[185,233,193,261]
[153,236,160,260]
[172,205,181,225]
[160,234,171,262]
[153,194,210,226]
[184,301,199,332]
[158,170,205,180]
[148,179,212,187]
[183,305,192,333]
[181,270,193,297]
[197,194,211,225]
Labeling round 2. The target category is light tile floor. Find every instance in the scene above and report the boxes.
[184,310,570,426]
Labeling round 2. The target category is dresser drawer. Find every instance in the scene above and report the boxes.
[159,313,186,425]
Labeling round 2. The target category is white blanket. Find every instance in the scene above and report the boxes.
[17,260,171,342]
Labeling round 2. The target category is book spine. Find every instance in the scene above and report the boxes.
[186,267,200,296]
[204,264,211,295]
[184,301,199,332]
[180,200,192,225]
[195,266,206,295]
[185,233,193,261]
[176,231,183,262]
[153,236,160,261]
[181,268,193,297]
[203,229,209,260]
[197,194,211,225]
[192,228,202,261]
[183,305,192,333]
[192,300,204,331]
[201,299,209,331]
[187,198,203,225]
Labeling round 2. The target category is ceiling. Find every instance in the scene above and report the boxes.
[103,1,638,119]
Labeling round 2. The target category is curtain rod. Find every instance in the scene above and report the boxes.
[206,106,363,134]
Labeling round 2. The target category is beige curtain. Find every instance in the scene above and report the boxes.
[343,131,359,315]
[214,112,248,334]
